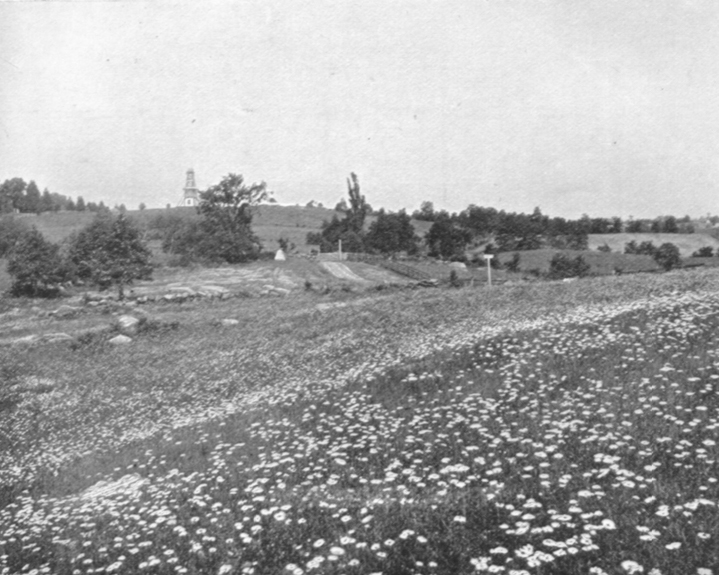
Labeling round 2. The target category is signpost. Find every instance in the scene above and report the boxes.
[483,254,494,287]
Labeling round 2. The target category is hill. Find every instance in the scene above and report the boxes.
[495,248,661,276]
[3,205,434,254]
[2,269,719,573]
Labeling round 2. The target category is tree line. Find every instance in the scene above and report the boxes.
[0,177,104,214]
[2,173,268,297]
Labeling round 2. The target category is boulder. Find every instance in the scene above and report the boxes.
[109,334,132,345]
[117,315,140,335]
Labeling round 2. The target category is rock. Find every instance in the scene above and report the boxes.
[11,335,40,347]
[117,315,140,335]
[221,319,239,326]
[273,287,291,296]
[162,294,176,302]
[197,285,229,297]
[52,305,81,318]
[42,333,74,343]
[109,334,132,345]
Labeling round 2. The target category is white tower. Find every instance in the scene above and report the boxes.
[181,169,200,207]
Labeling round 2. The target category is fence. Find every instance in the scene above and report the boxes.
[345,253,434,280]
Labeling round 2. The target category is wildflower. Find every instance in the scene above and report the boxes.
[665,542,681,550]
[621,561,644,574]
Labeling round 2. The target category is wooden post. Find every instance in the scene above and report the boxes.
[338,239,343,261]
[483,254,494,287]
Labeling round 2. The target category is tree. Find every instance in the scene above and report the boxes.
[663,216,678,233]
[197,173,268,263]
[365,210,419,255]
[413,201,437,222]
[654,243,681,271]
[76,196,86,212]
[41,189,54,213]
[23,181,41,214]
[692,246,714,258]
[548,253,590,279]
[164,173,268,264]
[0,178,27,213]
[626,219,644,233]
[316,173,370,253]
[67,213,153,298]
[505,252,521,272]
[426,213,471,259]
[0,216,29,257]
[345,172,369,234]
[7,228,67,297]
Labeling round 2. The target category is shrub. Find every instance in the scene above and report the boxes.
[505,252,521,272]
[0,217,29,257]
[449,269,461,288]
[6,228,68,297]
[654,242,681,271]
[597,243,612,253]
[548,253,590,279]
[67,213,153,298]
[692,246,714,258]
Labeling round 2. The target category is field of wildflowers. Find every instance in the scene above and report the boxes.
[1,269,719,575]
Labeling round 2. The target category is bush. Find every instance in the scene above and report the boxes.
[0,217,29,257]
[692,246,714,258]
[548,253,590,279]
[67,213,152,298]
[505,252,521,272]
[654,243,681,271]
[6,228,68,297]
[597,243,612,253]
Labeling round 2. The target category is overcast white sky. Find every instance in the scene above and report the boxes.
[1,0,718,218]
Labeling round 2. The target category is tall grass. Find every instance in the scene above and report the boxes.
[1,271,719,574]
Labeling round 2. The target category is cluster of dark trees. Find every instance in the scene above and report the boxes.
[306,173,420,256]
[3,213,152,298]
[0,177,104,214]
[624,240,682,270]
[308,182,705,262]
[157,174,269,265]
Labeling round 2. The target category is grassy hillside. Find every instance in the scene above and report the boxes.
[1,270,719,574]
[588,232,719,256]
[496,248,661,275]
[3,205,434,255]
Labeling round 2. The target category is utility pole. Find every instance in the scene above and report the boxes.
[483,254,494,287]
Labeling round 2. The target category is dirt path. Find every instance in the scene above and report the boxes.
[320,262,370,282]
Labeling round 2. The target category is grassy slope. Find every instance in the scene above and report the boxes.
[2,270,719,574]
[4,205,434,255]
[496,248,661,275]
[588,232,719,255]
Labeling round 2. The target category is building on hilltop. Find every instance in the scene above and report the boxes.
[180,168,200,207]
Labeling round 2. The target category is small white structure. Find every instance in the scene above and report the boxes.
[181,168,200,207]
[275,249,286,261]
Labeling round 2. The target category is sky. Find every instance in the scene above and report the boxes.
[1,0,718,219]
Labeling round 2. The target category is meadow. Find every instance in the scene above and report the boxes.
[1,270,719,574]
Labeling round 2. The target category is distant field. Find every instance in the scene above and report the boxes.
[588,232,719,256]
[496,248,661,275]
